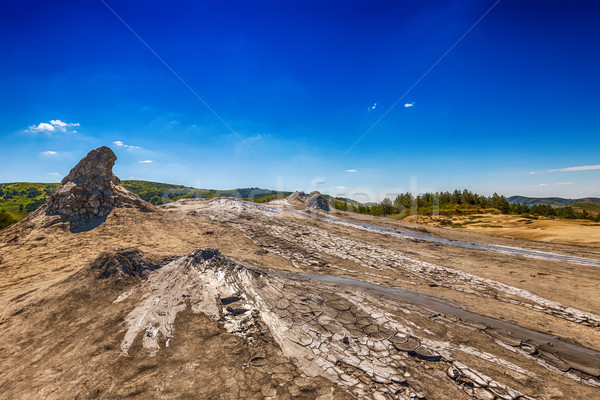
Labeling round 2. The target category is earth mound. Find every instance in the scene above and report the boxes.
[307,191,330,211]
[42,146,154,232]
[286,190,330,211]
[287,191,308,202]
[91,248,162,281]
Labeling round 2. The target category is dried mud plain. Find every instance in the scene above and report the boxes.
[0,196,599,399]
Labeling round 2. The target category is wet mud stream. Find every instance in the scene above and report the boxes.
[323,215,600,267]
[273,270,600,382]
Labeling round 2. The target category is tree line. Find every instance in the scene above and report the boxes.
[332,189,600,222]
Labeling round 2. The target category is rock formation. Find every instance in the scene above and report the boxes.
[287,191,308,203]
[43,146,154,232]
[287,190,330,211]
[307,191,330,211]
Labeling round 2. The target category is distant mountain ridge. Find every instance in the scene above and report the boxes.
[508,195,600,207]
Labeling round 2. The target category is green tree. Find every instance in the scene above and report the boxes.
[558,207,577,219]
[26,187,42,199]
[380,198,394,215]
[0,210,16,229]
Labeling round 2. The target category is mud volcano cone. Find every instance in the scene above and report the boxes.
[43,146,154,232]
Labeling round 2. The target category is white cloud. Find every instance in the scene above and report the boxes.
[45,172,60,177]
[368,103,377,111]
[29,122,55,132]
[113,140,141,150]
[549,164,600,172]
[536,183,548,187]
[138,160,153,164]
[404,102,415,108]
[345,169,357,173]
[529,171,536,175]
[334,186,346,189]
[28,119,79,133]
[42,150,57,156]
[50,120,67,127]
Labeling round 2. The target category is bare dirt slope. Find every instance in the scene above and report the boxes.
[0,147,599,399]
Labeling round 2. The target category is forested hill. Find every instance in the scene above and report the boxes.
[508,196,600,207]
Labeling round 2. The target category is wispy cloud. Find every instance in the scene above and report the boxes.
[41,150,57,156]
[529,171,536,175]
[334,186,346,190]
[404,102,415,108]
[138,160,153,164]
[368,103,377,111]
[45,172,60,177]
[28,119,79,133]
[549,164,600,172]
[345,169,357,173]
[113,140,141,150]
[536,181,574,187]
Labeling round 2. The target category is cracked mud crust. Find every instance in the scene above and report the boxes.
[1,153,600,399]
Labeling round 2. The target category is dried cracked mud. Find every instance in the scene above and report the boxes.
[1,152,599,399]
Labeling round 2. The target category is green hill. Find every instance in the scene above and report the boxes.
[0,182,60,220]
[508,195,600,207]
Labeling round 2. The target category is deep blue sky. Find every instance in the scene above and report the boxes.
[1,0,599,201]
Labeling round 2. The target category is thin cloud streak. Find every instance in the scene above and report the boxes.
[113,140,141,150]
[536,182,574,187]
[549,164,600,172]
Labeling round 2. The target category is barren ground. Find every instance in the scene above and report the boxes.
[0,197,599,399]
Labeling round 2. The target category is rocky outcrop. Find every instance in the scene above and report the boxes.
[307,191,330,211]
[286,190,330,211]
[287,191,308,203]
[91,248,161,281]
[44,146,154,232]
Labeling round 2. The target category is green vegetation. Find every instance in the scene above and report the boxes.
[0,209,17,229]
[332,189,600,222]
[122,181,292,205]
[0,182,59,222]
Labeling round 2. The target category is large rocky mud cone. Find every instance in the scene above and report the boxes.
[286,190,330,211]
[287,191,308,202]
[44,146,154,232]
[307,191,330,211]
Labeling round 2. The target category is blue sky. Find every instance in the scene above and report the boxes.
[1,0,599,201]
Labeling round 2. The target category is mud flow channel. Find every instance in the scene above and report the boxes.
[322,215,600,267]
[270,269,600,380]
